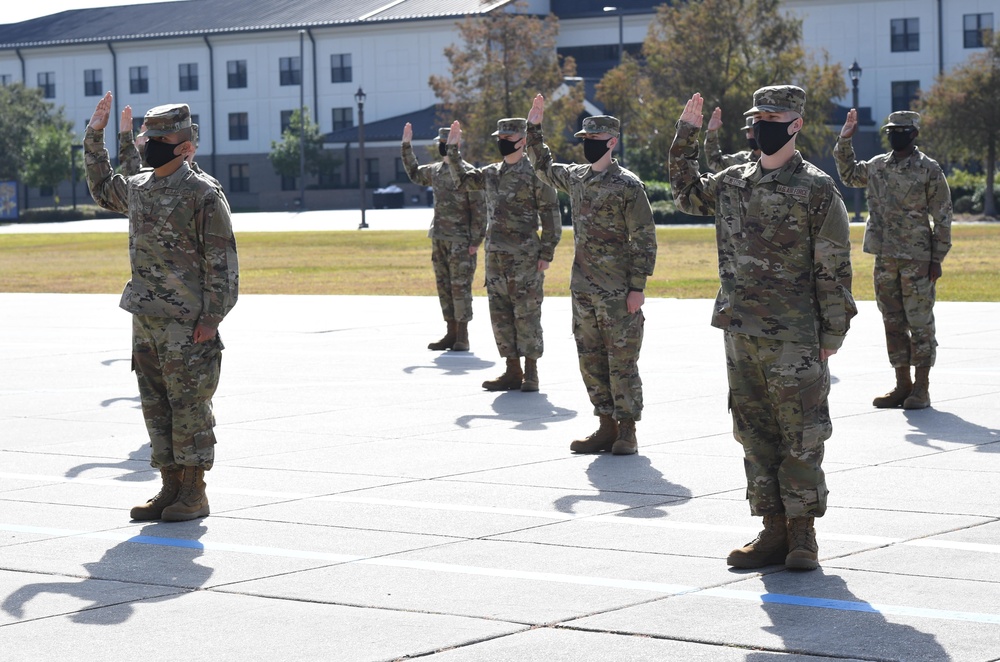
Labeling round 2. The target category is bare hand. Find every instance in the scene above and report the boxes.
[680,93,704,128]
[707,106,723,131]
[626,290,644,314]
[527,94,545,125]
[537,259,550,272]
[820,348,838,361]
[841,108,858,138]
[89,91,112,130]
[121,105,133,134]
[448,120,461,145]
[193,323,217,343]
[402,122,413,144]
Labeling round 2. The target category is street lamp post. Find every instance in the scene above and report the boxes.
[603,6,626,165]
[849,60,863,223]
[298,30,306,211]
[70,144,83,210]
[355,87,368,230]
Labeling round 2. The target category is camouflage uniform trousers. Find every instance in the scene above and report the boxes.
[874,256,937,368]
[572,291,644,421]
[485,250,544,359]
[725,331,831,518]
[132,315,223,470]
[431,238,477,323]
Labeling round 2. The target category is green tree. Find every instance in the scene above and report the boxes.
[0,82,65,181]
[429,1,583,164]
[268,108,335,182]
[598,0,846,179]
[23,120,76,206]
[918,35,1000,217]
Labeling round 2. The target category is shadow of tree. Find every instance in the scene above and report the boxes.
[2,522,212,625]
[553,453,691,518]
[455,390,576,430]
[745,569,948,661]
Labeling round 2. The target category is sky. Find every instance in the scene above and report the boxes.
[1,0,186,25]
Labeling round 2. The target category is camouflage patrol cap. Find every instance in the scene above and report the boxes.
[574,115,620,138]
[744,116,755,131]
[437,127,451,141]
[138,103,193,139]
[744,85,806,116]
[492,117,527,137]
[882,111,920,130]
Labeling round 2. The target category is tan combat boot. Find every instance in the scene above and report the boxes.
[569,415,618,454]
[727,513,788,568]
[428,320,457,351]
[903,366,931,409]
[521,358,539,392]
[785,516,819,570]
[452,322,470,351]
[161,466,210,522]
[130,468,182,521]
[611,418,638,455]
[872,367,912,408]
[482,358,523,391]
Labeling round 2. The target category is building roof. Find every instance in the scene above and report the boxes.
[0,0,514,49]
[324,103,443,144]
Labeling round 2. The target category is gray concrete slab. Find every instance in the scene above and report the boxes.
[1,291,998,661]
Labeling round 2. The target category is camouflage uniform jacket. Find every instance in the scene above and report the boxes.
[401,142,486,245]
[705,129,758,173]
[447,145,561,262]
[526,123,656,297]
[834,137,952,263]
[85,127,239,328]
[119,131,226,196]
[670,121,856,350]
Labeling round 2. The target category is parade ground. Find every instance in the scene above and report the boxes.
[1,211,999,661]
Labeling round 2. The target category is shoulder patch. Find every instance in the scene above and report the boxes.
[723,175,747,189]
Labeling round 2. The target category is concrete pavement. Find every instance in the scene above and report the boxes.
[1,290,998,661]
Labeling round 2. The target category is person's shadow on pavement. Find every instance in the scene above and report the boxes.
[745,569,948,660]
[403,352,495,376]
[2,522,212,625]
[455,390,576,430]
[64,442,157,483]
[553,453,691,519]
[903,408,1000,452]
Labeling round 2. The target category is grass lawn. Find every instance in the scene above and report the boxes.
[1,225,997,301]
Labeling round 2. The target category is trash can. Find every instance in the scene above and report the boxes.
[372,186,405,209]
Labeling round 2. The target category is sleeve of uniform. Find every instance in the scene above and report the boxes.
[118,131,142,177]
[927,162,953,263]
[536,177,561,263]
[668,121,718,216]
[704,129,726,173]
[197,191,239,328]
[84,127,129,215]
[525,122,573,194]
[813,183,857,350]
[466,176,487,247]
[833,136,869,188]
[446,144,484,190]
[401,142,432,187]
[626,182,657,291]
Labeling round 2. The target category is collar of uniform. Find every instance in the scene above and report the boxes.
[748,151,802,185]
[890,146,920,167]
[147,159,192,187]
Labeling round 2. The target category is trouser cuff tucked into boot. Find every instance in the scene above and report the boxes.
[428,320,457,351]
[130,467,182,521]
[482,357,523,391]
[727,513,788,568]
[873,366,912,408]
[569,414,617,453]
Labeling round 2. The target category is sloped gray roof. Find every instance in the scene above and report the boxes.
[0,0,513,49]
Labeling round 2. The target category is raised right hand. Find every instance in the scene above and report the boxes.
[527,94,545,125]
[680,93,704,128]
[841,108,858,138]
[120,105,133,134]
[89,91,112,130]
[402,122,413,144]
[448,120,462,145]
[707,106,723,131]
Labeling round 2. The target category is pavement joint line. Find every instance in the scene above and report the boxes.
[3,522,1000,625]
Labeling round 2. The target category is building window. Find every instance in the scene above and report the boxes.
[229,112,249,141]
[83,69,102,97]
[332,107,353,131]
[179,63,198,91]
[964,13,994,48]
[281,175,297,191]
[227,59,247,88]
[891,18,919,52]
[331,54,352,83]
[279,57,301,86]
[280,110,294,134]
[395,157,407,182]
[229,164,250,193]
[891,80,920,112]
[318,162,342,189]
[130,66,149,94]
[356,158,379,187]
[37,72,55,99]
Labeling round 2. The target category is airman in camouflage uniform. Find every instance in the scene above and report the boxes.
[835,109,952,410]
[670,87,856,571]
[525,95,656,455]
[85,92,238,523]
[705,111,761,173]
[446,118,561,392]
[402,124,486,352]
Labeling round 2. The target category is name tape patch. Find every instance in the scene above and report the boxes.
[723,176,747,189]
[777,184,809,198]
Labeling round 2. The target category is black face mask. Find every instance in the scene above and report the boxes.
[752,119,797,156]
[497,138,520,157]
[746,137,760,152]
[888,130,916,151]
[438,142,448,157]
[583,138,612,164]
[143,138,181,169]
